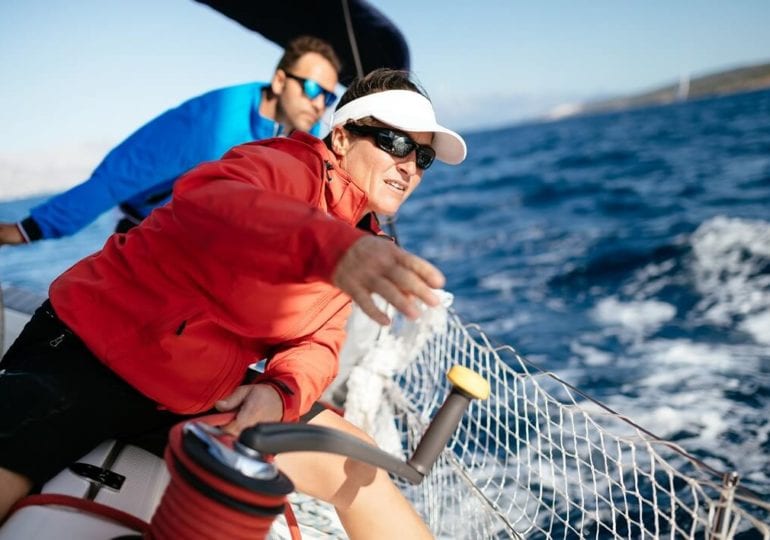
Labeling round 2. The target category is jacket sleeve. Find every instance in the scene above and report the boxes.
[258,306,349,421]
[170,145,368,284]
[27,96,222,239]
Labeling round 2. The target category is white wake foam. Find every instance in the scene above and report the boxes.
[592,296,676,337]
[691,215,770,331]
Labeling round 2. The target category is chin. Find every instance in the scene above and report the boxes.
[372,204,399,216]
[290,118,314,132]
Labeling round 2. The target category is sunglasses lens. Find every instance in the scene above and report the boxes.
[416,148,436,169]
[301,79,336,107]
[323,92,337,107]
[378,131,436,169]
[302,79,323,100]
[388,134,415,158]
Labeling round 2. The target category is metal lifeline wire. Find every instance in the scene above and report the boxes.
[340,0,400,241]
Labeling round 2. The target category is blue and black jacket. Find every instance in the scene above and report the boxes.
[18,82,322,241]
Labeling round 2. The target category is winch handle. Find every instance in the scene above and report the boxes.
[238,365,489,485]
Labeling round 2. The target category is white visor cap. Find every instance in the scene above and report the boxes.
[331,90,467,165]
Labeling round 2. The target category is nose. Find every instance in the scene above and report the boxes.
[309,93,326,113]
[396,151,419,177]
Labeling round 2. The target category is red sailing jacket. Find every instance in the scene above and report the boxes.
[49,131,374,422]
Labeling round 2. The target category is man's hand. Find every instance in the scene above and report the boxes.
[215,384,284,436]
[332,235,446,326]
[0,223,24,246]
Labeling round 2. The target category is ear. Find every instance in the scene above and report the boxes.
[271,69,287,96]
[330,125,351,157]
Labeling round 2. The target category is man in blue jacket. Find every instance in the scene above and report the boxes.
[0,35,340,244]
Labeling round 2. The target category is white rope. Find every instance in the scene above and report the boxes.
[343,291,453,456]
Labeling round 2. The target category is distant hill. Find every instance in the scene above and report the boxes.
[552,61,770,118]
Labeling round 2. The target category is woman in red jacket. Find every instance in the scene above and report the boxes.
[0,68,466,538]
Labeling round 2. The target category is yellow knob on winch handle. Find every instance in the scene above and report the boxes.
[406,365,491,477]
[447,365,490,400]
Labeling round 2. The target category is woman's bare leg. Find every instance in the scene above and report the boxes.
[274,409,432,540]
[0,468,32,521]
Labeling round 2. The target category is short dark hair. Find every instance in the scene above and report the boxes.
[334,68,429,110]
[326,68,430,144]
[276,35,342,75]
[324,69,431,147]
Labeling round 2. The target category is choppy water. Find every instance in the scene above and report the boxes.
[2,89,769,508]
[399,89,770,507]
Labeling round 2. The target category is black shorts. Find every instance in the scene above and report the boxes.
[0,301,326,486]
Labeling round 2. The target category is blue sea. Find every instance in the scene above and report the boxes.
[2,89,769,513]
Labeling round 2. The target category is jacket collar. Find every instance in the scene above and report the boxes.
[287,131,372,229]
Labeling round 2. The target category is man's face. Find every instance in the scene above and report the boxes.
[274,52,338,132]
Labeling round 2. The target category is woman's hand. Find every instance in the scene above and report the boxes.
[215,383,284,435]
[332,235,446,325]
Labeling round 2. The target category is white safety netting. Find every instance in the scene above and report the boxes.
[341,297,770,540]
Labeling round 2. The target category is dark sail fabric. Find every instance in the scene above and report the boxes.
[195,0,410,84]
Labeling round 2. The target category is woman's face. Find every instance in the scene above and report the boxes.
[333,123,433,216]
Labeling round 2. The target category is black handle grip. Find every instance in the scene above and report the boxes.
[239,423,424,484]
[407,389,470,475]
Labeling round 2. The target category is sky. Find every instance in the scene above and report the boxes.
[1,0,769,198]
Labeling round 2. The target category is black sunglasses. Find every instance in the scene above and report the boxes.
[343,124,436,170]
[284,72,337,107]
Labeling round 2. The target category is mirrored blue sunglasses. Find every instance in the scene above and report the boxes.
[284,72,337,107]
